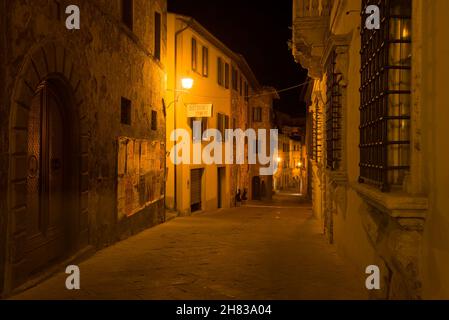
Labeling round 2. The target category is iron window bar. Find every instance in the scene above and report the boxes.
[359,0,411,192]
[326,49,343,171]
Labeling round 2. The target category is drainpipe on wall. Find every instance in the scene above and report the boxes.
[173,18,193,212]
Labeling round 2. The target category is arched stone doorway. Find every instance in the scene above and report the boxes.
[7,42,89,290]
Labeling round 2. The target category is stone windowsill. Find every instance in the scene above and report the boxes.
[351,183,428,220]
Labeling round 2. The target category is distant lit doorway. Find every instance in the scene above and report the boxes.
[217,167,225,208]
[190,169,203,212]
[252,176,261,200]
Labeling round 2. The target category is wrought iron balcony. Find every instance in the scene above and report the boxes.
[292,0,331,79]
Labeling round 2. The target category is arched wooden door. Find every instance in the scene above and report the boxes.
[25,82,70,274]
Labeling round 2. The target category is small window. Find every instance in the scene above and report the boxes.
[191,38,198,71]
[151,110,157,130]
[54,0,62,21]
[190,117,208,141]
[217,57,224,86]
[225,115,229,131]
[154,12,161,61]
[244,82,249,102]
[122,0,133,30]
[121,97,132,125]
[217,113,229,141]
[224,63,230,89]
[239,76,243,96]
[253,107,262,122]
[217,113,224,138]
[232,67,238,91]
[202,47,209,77]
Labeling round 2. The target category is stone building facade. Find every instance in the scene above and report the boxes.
[0,0,167,296]
[247,87,278,201]
[292,0,449,299]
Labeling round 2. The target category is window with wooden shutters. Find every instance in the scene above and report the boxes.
[359,0,412,191]
[189,117,208,142]
[326,50,342,171]
[224,63,230,89]
[202,47,209,77]
[232,67,238,91]
[239,76,243,96]
[191,38,198,71]
[217,57,224,86]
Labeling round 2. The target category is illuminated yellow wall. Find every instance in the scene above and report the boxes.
[166,14,252,215]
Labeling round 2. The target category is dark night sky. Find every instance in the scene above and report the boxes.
[168,0,309,117]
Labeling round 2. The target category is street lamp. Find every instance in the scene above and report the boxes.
[181,77,194,90]
[277,157,282,163]
[167,78,194,214]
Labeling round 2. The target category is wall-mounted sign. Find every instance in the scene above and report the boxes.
[187,104,213,118]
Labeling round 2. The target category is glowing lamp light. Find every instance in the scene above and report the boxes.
[277,157,282,163]
[181,78,194,90]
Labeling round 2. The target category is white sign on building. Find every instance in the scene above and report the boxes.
[187,104,213,118]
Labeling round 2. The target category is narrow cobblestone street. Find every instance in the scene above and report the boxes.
[12,193,366,300]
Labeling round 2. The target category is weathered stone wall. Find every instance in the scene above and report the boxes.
[294,0,429,299]
[0,0,8,296]
[1,0,167,295]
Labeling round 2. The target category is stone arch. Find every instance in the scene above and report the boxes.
[7,41,89,290]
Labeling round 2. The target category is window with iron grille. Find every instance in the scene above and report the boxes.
[359,0,412,191]
[312,103,323,163]
[326,50,342,171]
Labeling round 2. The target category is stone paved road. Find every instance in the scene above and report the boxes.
[12,193,367,300]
